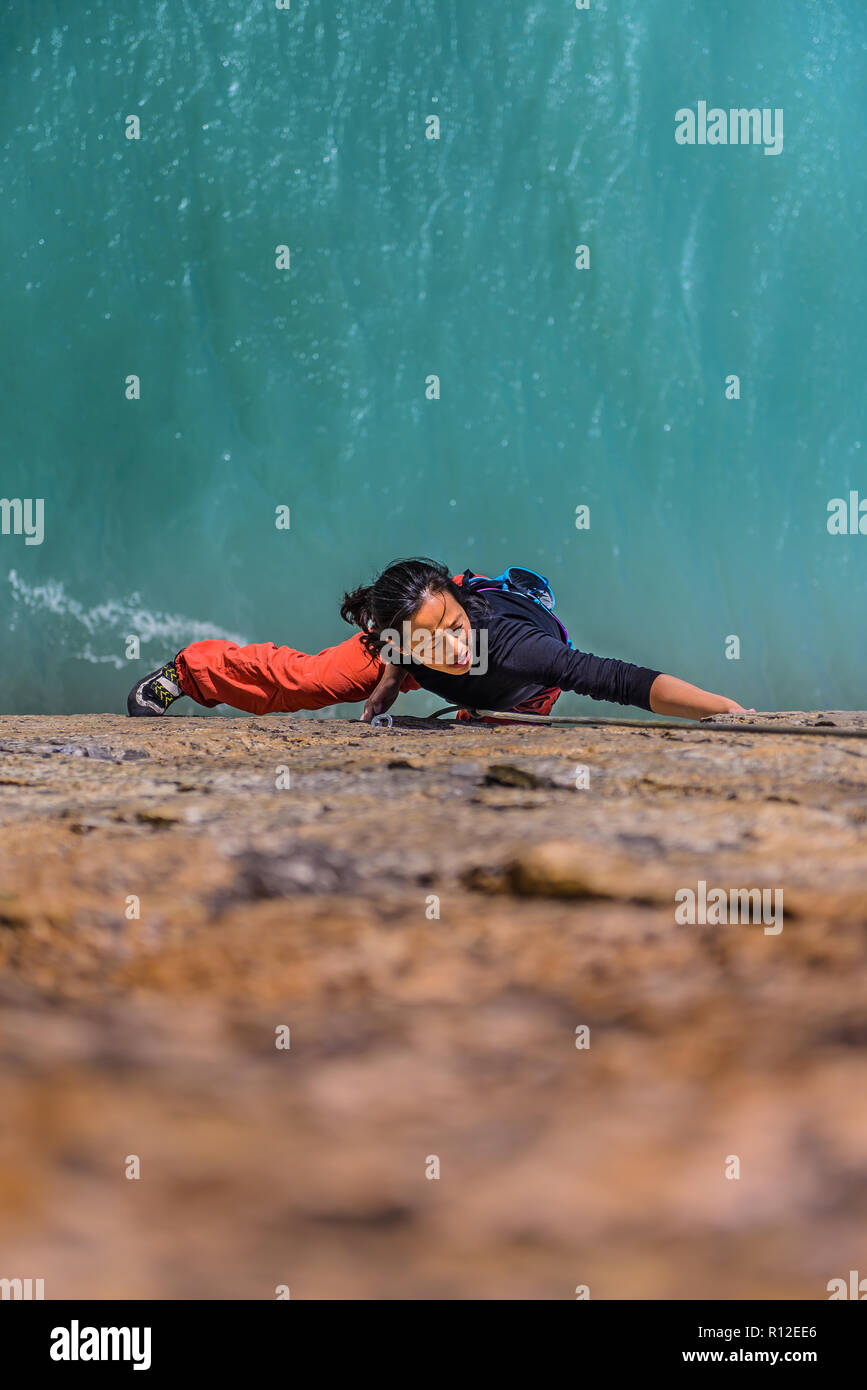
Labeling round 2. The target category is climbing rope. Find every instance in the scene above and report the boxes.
[423,706,867,739]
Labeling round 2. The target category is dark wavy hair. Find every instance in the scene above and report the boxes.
[340,557,489,657]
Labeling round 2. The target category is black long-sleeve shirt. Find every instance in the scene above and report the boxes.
[408,588,660,712]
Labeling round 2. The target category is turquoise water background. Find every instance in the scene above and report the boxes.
[1,0,865,716]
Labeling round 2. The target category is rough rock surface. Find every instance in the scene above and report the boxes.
[0,710,865,1299]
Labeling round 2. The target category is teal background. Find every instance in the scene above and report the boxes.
[1,0,865,716]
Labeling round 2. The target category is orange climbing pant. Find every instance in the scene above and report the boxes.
[176,633,420,716]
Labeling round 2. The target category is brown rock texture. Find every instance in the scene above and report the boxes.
[0,709,866,1299]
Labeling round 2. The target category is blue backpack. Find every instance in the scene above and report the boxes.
[462,567,571,646]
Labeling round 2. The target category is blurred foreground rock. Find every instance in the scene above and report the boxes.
[0,710,865,1299]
